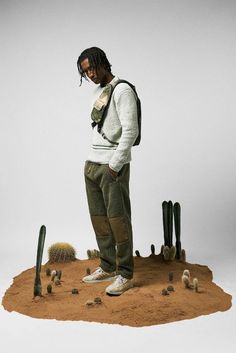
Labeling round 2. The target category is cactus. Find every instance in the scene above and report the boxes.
[169,245,176,261]
[182,274,190,288]
[57,270,62,280]
[86,299,94,306]
[168,272,174,282]
[168,201,173,247]
[48,242,76,263]
[86,268,91,275]
[46,268,51,276]
[193,278,199,292]
[183,269,190,278]
[162,201,169,246]
[54,276,61,285]
[161,288,169,296]
[51,270,57,282]
[181,249,186,262]
[47,284,52,294]
[167,285,174,292]
[150,244,155,255]
[163,246,170,260]
[33,225,46,297]
[135,250,141,257]
[94,297,102,304]
[87,249,100,259]
[72,288,79,294]
[87,249,92,259]
[174,202,182,259]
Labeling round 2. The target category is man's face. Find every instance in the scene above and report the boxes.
[80,58,107,85]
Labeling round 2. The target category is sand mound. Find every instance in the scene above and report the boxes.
[2,254,232,327]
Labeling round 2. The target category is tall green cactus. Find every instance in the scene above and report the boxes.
[174,202,181,259]
[167,201,173,247]
[33,225,46,297]
[162,201,169,246]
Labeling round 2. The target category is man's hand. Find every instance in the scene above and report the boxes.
[108,166,118,178]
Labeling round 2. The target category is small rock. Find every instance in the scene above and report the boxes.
[168,272,174,282]
[71,288,79,294]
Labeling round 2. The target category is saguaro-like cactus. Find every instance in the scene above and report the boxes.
[33,225,46,297]
[174,202,182,259]
[162,200,176,260]
[162,201,169,247]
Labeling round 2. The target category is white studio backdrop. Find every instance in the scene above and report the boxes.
[0,1,235,351]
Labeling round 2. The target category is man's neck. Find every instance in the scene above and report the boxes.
[100,73,115,87]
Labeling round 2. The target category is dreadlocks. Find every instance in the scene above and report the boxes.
[77,47,112,86]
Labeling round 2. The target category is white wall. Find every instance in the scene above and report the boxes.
[1,1,236,352]
[1,0,235,273]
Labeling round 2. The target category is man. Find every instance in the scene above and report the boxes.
[77,47,139,295]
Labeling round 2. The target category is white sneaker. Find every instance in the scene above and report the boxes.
[82,267,116,283]
[105,274,133,295]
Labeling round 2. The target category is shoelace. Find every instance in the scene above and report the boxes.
[114,275,127,284]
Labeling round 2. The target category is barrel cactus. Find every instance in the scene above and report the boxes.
[48,242,76,263]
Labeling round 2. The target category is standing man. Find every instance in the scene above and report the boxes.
[77,47,139,295]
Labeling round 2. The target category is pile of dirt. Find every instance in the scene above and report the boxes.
[2,254,232,327]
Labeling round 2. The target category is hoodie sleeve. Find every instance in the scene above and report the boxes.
[108,87,139,172]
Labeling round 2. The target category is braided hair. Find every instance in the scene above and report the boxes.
[77,47,112,86]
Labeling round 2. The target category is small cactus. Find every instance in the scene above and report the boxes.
[168,272,174,282]
[169,246,176,261]
[94,297,102,304]
[182,274,190,288]
[57,270,62,280]
[163,246,170,260]
[54,276,61,285]
[87,249,100,259]
[72,288,79,294]
[86,299,94,306]
[51,270,57,282]
[48,242,76,263]
[183,269,190,278]
[87,249,92,259]
[86,268,91,275]
[193,278,199,292]
[151,244,155,255]
[47,284,52,294]
[167,285,174,292]
[160,244,164,255]
[135,250,141,257]
[181,249,186,262]
[46,268,51,276]
[161,288,169,296]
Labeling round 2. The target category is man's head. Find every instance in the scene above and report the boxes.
[77,47,113,87]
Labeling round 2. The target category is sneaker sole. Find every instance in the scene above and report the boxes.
[82,276,116,283]
[105,283,134,296]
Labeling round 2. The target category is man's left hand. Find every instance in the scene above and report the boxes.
[108,166,118,178]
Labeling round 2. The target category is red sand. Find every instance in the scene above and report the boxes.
[2,254,232,327]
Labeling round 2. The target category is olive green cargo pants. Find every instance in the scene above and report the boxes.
[84,160,134,279]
